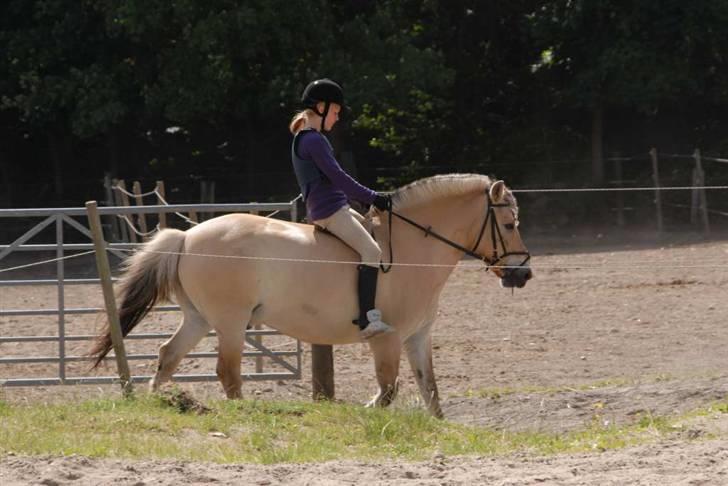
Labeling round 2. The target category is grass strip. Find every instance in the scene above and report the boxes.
[0,392,725,464]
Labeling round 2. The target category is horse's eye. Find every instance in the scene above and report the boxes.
[504,223,515,230]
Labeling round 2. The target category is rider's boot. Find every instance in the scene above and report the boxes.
[355,264,394,340]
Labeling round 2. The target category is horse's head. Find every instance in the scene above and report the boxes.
[386,173,532,288]
[479,180,532,289]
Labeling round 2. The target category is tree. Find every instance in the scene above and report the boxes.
[531,0,728,184]
[1,0,137,199]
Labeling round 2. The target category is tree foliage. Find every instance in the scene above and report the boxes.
[1,0,728,206]
[531,0,728,112]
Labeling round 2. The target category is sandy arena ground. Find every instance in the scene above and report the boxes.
[1,229,728,484]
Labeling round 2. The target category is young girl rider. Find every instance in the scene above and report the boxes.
[289,78,393,340]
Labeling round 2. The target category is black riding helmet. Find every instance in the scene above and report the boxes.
[301,78,345,132]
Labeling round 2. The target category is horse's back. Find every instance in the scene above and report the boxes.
[176,213,363,342]
[184,212,358,260]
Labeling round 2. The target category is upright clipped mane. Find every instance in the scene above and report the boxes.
[392,173,517,212]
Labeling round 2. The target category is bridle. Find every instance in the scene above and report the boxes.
[379,190,531,273]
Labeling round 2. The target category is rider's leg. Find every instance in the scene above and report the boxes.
[314,206,394,339]
[355,263,393,339]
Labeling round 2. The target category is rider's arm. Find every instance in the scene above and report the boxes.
[300,133,376,205]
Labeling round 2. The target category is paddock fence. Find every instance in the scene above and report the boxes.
[3,149,728,397]
[0,199,302,387]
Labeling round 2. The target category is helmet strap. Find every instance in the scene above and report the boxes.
[319,101,330,132]
[307,101,331,132]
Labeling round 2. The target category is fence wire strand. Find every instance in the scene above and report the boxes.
[3,184,728,275]
[0,250,97,274]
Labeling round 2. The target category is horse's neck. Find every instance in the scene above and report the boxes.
[383,193,482,274]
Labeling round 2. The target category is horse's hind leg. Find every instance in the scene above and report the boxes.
[150,304,211,391]
[404,324,443,418]
[214,312,250,399]
[366,333,402,408]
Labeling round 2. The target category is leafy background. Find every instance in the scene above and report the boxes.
[2,1,727,223]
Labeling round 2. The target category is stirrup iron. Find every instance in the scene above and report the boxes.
[359,309,394,340]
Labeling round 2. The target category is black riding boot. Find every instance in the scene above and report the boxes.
[355,264,393,339]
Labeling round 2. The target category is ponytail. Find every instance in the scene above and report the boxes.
[289,110,312,134]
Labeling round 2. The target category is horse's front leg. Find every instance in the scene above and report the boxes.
[366,332,402,408]
[404,323,443,418]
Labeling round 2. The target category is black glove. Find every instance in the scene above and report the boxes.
[372,193,392,211]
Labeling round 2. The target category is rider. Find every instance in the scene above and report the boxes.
[289,78,393,340]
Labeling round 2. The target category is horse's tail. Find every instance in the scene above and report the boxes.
[89,228,186,369]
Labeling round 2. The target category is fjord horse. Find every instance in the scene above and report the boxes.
[90,174,532,417]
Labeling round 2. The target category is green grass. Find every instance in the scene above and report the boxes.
[713,402,728,414]
[0,391,726,464]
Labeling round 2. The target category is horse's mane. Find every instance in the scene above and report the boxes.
[392,173,517,213]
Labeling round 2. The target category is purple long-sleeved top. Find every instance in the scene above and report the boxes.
[296,130,376,221]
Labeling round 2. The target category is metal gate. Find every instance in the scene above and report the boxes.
[0,201,302,386]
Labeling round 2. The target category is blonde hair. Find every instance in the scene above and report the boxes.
[289,109,314,134]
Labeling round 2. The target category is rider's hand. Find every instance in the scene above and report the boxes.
[372,193,392,211]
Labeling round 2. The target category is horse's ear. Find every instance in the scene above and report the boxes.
[489,180,506,203]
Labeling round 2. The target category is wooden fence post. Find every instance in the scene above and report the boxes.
[200,180,216,221]
[117,180,137,244]
[649,148,664,234]
[200,181,208,222]
[104,174,121,242]
[691,151,699,224]
[132,181,148,235]
[613,157,625,227]
[291,199,299,224]
[691,149,710,235]
[155,180,167,229]
[85,200,133,397]
[312,344,335,400]
[112,179,129,243]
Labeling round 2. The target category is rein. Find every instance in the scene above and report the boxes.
[379,191,530,273]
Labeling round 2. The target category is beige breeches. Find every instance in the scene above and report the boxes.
[313,206,382,267]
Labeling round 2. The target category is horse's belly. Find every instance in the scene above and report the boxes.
[251,263,363,345]
[178,230,365,344]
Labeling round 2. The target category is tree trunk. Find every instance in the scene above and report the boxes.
[47,130,67,201]
[0,151,12,207]
[591,102,604,185]
[108,129,120,178]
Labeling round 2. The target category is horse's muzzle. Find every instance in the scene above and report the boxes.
[500,267,533,288]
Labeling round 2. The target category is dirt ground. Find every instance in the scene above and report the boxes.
[2,228,728,484]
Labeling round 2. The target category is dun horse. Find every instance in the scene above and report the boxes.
[90,174,532,417]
